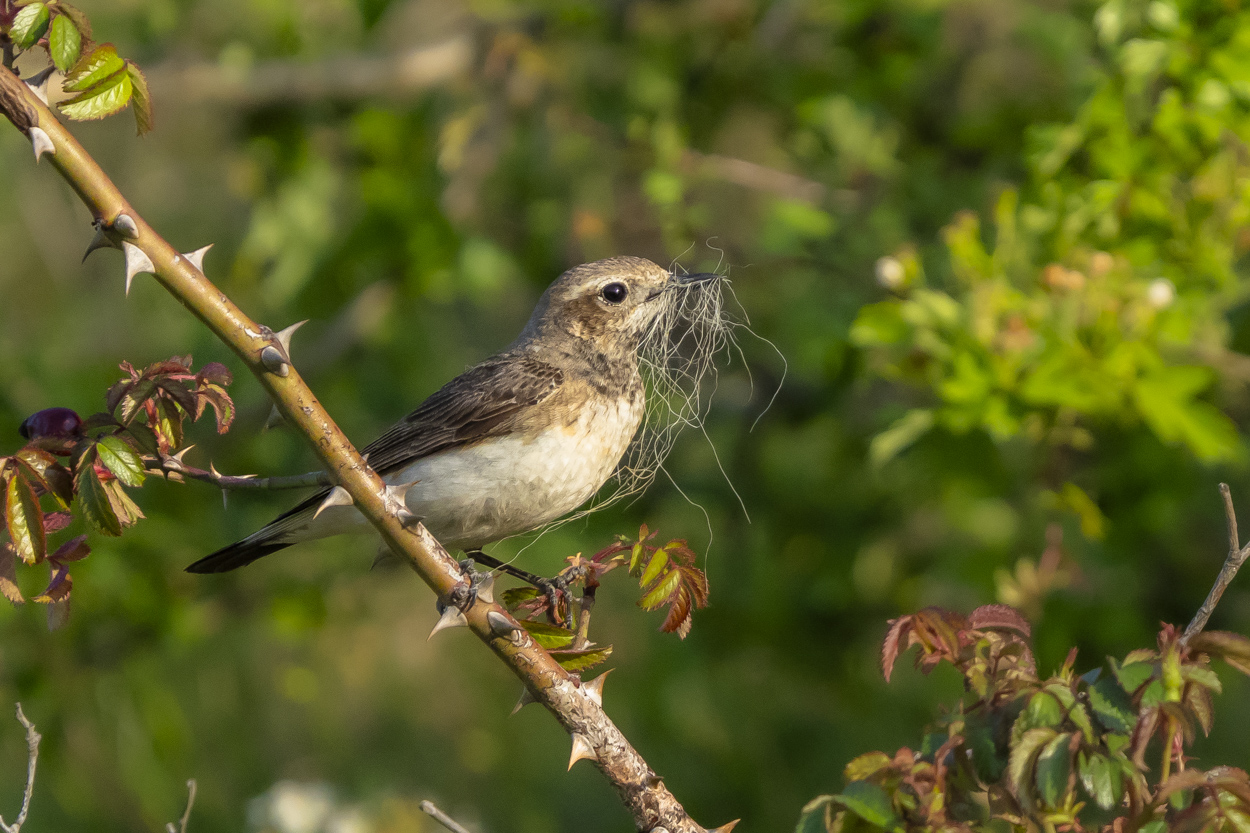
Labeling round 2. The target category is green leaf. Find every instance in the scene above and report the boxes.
[1008,727,1057,802]
[517,619,576,650]
[63,43,126,92]
[1090,675,1137,734]
[48,12,82,74]
[6,473,45,565]
[638,566,682,611]
[965,710,1007,782]
[869,409,934,467]
[1012,691,1064,744]
[1132,366,1243,463]
[0,545,24,604]
[1182,664,1222,694]
[1035,732,1073,809]
[10,3,51,50]
[843,752,892,782]
[96,436,145,487]
[1111,657,1155,694]
[548,645,612,672]
[126,62,153,135]
[1078,751,1122,810]
[59,68,133,122]
[76,454,120,536]
[639,548,669,589]
[795,796,834,833]
[832,781,903,833]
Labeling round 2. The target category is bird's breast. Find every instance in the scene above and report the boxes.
[389,389,644,549]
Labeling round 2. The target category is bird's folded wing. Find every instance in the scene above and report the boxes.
[359,354,564,475]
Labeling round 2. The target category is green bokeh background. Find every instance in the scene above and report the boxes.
[2,0,1249,831]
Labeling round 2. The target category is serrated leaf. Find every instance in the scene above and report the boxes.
[1008,727,1057,802]
[500,586,540,607]
[1112,657,1156,694]
[1035,732,1073,810]
[195,382,235,433]
[7,472,46,565]
[59,66,132,122]
[1012,691,1064,744]
[154,398,183,454]
[0,545,24,604]
[639,565,682,610]
[1189,631,1250,676]
[549,644,612,672]
[63,43,125,91]
[832,781,903,833]
[1182,664,1223,694]
[795,795,834,833]
[968,603,1031,636]
[32,561,71,604]
[1078,751,1122,811]
[196,362,233,386]
[48,12,81,73]
[50,535,89,563]
[843,752,892,782]
[96,436,145,487]
[517,619,576,649]
[1184,683,1214,736]
[629,541,645,572]
[53,2,91,41]
[76,454,120,536]
[125,62,152,135]
[104,480,143,528]
[639,548,669,589]
[10,2,50,49]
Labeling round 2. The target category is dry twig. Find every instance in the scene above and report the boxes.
[0,705,41,833]
[420,800,475,833]
[165,780,197,833]
[1183,483,1250,645]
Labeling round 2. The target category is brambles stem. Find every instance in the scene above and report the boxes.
[0,704,41,833]
[1182,483,1250,645]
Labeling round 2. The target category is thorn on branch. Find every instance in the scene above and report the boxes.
[1182,483,1250,646]
[510,687,537,716]
[113,214,139,239]
[274,320,307,359]
[122,242,154,296]
[28,127,53,163]
[568,733,596,770]
[22,68,54,107]
[313,485,353,519]
[428,605,468,640]
[419,800,474,833]
[82,223,118,262]
[487,610,523,643]
[583,669,611,707]
[258,345,289,376]
[0,703,42,833]
[182,244,212,273]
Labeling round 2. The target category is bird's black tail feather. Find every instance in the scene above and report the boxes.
[185,539,292,573]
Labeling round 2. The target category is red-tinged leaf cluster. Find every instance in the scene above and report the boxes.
[799,607,1250,833]
[0,4,152,134]
[585,525,710,638]
[1,355,233,628]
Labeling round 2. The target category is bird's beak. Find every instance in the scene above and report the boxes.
[672,272,720,285]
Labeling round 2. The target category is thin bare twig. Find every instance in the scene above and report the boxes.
[165,779,197,833]
[0,704,41,833]
[420,800,475,833]
[1183,483,1250,645]
[148,455,330,491]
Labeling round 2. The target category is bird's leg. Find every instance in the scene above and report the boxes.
[465,550,573,624]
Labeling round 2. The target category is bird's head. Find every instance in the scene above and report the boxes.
[523,256,720,356]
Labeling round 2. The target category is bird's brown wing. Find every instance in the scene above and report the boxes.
[359,354,565,475]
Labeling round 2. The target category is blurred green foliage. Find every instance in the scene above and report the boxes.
[2,0,1250,831]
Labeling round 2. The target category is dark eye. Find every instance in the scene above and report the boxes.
[600,282,629,304]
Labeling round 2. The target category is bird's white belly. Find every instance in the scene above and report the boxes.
[388,398,640,548]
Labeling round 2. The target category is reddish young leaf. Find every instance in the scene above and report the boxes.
[32,561,72,604]
[0,545,23,604]
[1188,631,1250,677]
[42,511,72,534]
[882,616,912,682]
[196,362,232,386]
[970,605,1031,636]
[50,535,90,563]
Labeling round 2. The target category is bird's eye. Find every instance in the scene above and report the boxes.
[600,282,629,304]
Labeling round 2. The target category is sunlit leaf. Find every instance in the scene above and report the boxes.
[0,545,23,604]
[1078,751,1122,811]
[517,619,576,650]
[832,781,903,833]
[638,565,681,610]
[59,67,133,122]
[638,548,669,589]
[75,453,120,536]
[63,43,125,91]
[1035,732,1073,809]
[126,62,153,135]
[6,472,46,565]
[549,645,612,672]
[10,2,50,49]
[96,436,145,487]
[843,752,892,782]
[48,12,82,73]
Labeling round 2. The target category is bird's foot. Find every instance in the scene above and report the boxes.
[464,550,576,625]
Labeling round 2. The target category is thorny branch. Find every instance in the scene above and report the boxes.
[148,452,331,491]
[0,705,40,833]
[0,66,731,833]
[1183,483,1250,646]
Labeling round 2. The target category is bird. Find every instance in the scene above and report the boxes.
[185,256,719,574]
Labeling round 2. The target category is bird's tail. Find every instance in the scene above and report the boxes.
[185,490,325,574]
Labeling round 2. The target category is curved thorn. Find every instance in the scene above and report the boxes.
[510,686,537,716]
[475,574,495,606]
[708,821,741,833]
[112,214,139,239]
[29,127,54,162]
[182,244,213,272]
[122,242,155,295]
[567,733,596,770]
[264,404,284,430]
[583,669,612,707]
[395,506,421,528]
[427,605,468,640]
[82,226,117,262]
[170,445,195,465]
[259,345,289,376]
[275,320,307,358]
[23,67,54,105]
[313,485,353,519]
[487,610,521,640]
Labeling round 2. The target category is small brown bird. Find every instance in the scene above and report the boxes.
[186,256,719,573]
